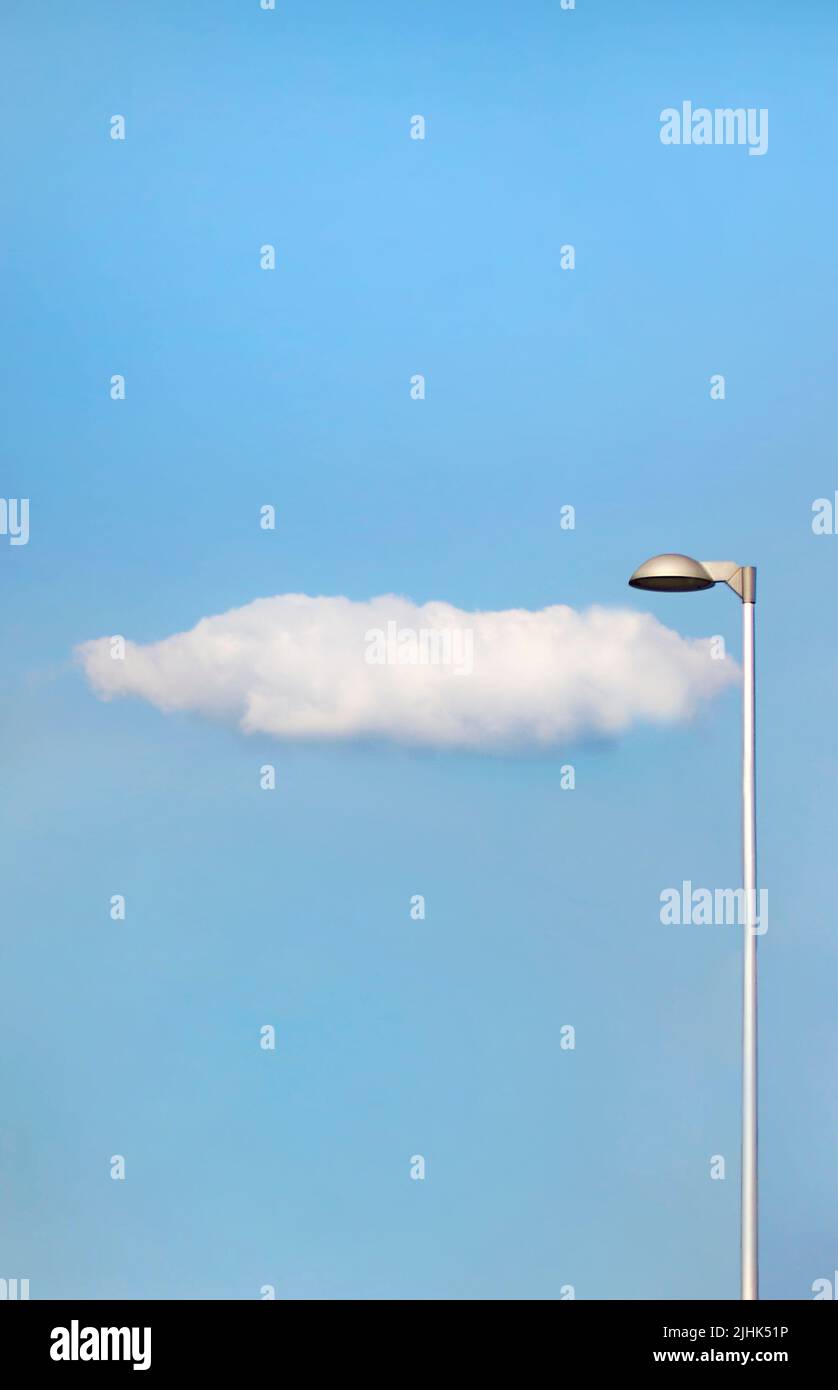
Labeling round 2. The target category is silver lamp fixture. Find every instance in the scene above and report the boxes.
[629,554,758,1301]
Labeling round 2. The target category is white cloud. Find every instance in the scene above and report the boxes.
[75,592,738,752]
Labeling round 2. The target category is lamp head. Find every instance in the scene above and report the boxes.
[628,553,715,593]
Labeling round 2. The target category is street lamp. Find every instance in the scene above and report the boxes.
[628,554,758,1302]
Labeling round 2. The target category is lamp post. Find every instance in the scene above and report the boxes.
[628,554,758,1302]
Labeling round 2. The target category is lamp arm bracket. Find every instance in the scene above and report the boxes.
[701,562,757,603]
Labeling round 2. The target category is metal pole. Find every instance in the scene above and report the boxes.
[740,573,758,1300]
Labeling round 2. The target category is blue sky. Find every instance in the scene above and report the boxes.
[2,0,837,1299]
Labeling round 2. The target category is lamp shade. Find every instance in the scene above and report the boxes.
[628,553,715,593]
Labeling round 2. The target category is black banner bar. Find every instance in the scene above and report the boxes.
[2,1299,834,1375]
